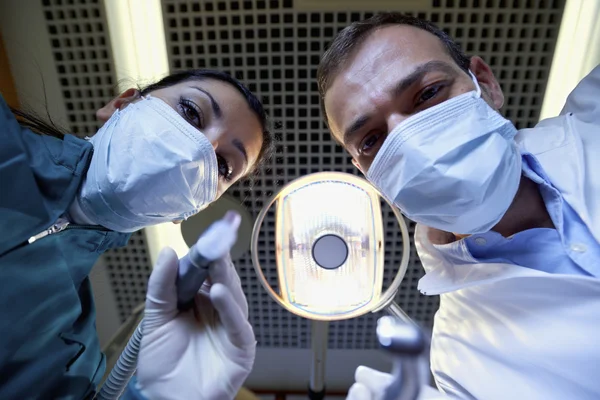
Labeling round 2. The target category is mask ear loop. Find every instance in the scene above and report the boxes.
[468,70,483,98]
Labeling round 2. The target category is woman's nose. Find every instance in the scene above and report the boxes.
[204,130,224,149]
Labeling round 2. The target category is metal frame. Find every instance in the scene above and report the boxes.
[251,171,411,321]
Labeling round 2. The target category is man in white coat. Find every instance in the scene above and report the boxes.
[317,12,600,400]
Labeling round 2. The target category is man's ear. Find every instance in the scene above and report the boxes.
[469,56,504,110]
[96,88,140,122]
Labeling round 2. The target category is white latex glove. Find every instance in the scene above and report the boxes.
[136,246,256,400]
[347,366,394,400]
[346,366,449,400]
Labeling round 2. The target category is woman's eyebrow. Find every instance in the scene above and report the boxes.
[191,86,222,119]
[232,138,248,165]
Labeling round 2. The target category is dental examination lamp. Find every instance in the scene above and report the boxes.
[251,171,426,400]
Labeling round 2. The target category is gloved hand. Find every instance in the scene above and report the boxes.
[136,242,256,399]
[346,366,449,400]
[347,366,393,400]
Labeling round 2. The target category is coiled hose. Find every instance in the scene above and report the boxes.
[96,321,144,399]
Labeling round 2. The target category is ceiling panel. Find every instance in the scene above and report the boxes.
[159,0,565,349]
[34,0,566,350]
[42,0,116,137]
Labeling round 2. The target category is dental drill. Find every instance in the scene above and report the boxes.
[96,212,241,400]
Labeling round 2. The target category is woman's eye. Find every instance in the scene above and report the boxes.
[179,98,204,128]
[360,132,382,154]
[217,155,233,181]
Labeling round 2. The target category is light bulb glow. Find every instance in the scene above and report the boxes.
[275,178,385,317]
[539,0,600,121]
[251,171,411,322]
[103,0,170,91]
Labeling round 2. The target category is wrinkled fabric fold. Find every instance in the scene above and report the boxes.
[78,96,218,233]
[367,73,521,234]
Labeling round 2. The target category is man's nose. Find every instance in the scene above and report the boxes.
[386,113,407,132]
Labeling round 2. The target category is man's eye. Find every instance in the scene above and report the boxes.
[417,85,443,105]
[179,98,204,128]
[217,154,233,181]
[360,132,382,155]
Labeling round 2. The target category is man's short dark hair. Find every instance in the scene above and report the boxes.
[317,12,471,125]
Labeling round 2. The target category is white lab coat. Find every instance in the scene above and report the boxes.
[416,65,600,400]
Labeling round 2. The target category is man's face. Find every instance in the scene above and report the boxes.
[324,25,504,173]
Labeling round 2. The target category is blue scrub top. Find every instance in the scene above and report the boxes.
[0,95,131,398]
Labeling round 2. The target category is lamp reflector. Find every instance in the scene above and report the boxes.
[275,176,385,317]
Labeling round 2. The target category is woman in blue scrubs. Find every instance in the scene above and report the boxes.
[0,69,272,399]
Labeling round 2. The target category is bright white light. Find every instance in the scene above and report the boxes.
[539,0,600,121]
[103,0,173,267]
[103,0,170,91]
[276,180,385,316]
[144,223,189,267]
[252,171,411,321]
[377,317,396,346]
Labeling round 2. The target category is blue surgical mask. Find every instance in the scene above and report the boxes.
[77,96,218,233]
[367,73,522,234]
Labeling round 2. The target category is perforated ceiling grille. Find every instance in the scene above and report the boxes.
[41,0,566,347]
[101,231,153,320]
[41,0,153,321]
[42,0,116,137]
[162,0,565,349]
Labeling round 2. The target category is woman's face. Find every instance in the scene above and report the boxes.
[98,79,264,199]
[147,79,264,197]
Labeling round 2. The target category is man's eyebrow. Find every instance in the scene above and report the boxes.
[232,138,248,164]
[342,60,458,145]
[392,60,459,97]
[343,115,371,145]
[191,86,222,119]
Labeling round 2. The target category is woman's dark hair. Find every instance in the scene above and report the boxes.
[10,107,68,140]
[12,69,273,171]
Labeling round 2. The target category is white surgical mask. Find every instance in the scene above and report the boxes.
[367,73,522,234]
[77,96,218,233]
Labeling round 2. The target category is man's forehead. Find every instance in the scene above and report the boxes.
[325,25,453,137]
[336,25,452,89]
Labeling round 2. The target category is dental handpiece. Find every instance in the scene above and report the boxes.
[175,211,241,311]
[98,211,241,400]
[176,245,212,310]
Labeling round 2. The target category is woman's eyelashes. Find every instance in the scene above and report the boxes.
[178,97,205,128]
[177,97,235,183]
[217,154,234,181]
